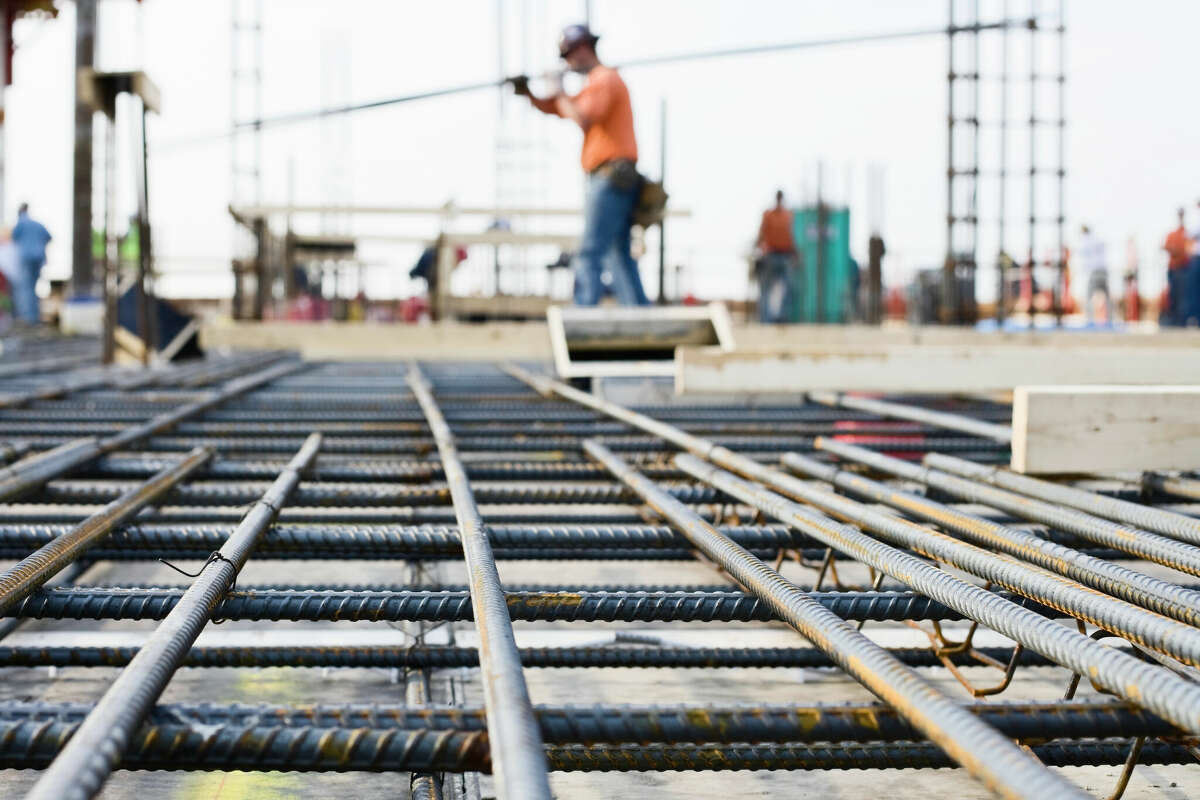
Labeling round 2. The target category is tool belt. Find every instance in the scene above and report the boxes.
[591,159,669,228]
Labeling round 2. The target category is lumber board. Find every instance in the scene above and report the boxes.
[1011,385,1200,474]
[675,346,1200,394]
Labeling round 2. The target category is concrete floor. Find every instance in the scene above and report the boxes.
[0,558,1197,799]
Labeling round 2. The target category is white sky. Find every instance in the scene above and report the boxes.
[5,0,1198,304]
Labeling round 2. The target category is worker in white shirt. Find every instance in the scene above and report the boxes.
[1079,224,1109,326]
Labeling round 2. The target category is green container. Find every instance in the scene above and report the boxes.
[790,205,852,323]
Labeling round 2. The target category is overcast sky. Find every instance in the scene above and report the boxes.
[5,0,1198,304]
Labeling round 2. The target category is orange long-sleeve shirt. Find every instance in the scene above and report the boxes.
[532,66,637,173]
[1164,225,1192,270]
[758,208,796,254]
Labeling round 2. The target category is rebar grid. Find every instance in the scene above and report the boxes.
[0,348,1196,799]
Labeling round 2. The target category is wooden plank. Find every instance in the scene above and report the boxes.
[676,346,1200,394]
[1011,386,1200,474]
[199,320,554,361]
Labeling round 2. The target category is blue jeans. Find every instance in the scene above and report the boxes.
[758,252,795,323]
[1167,268,1185,326]
[573,171,649,306]
[1186,257,1200,327]
[13,257,42,323]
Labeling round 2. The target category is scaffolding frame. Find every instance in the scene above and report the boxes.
[230,0,263,320]
[946,0,1064,326]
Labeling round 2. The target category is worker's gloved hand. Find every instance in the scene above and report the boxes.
[509,75,531,97]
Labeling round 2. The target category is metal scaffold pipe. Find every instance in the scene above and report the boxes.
[923,452,1200,545]
[407,363,551,800]
[807,391,1012,442]
[582,440,1080,800]
[780,444,1200,628]
[26,434,321,800]
[0,447,213,616]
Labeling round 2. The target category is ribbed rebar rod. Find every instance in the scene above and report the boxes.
[0,371,111,410]
[1139,472,1200,502]
[498,366,1200,735]
[0,718,1187,772]
[541,740,1195,772]
[33,478,719,506]
[778,450,1200,669]
[100,359,306,451]
[582,441,1080,800]
[925,452,1200,546]
[0,438,103,502]
[0,561,91,642]
[818,437,1200,578]
[0,359,304,502]
[408,363,550,800]
[807,391,1012,442]
[9,587,1056,623]
[0,447,213,616]
[0,644,1056,670]
[0,719,490,773]
[0,699,1177,744]
[0,522,1141,563]
[777,448,1200,628]
[26,434,322,800]
[677,453,1200,734]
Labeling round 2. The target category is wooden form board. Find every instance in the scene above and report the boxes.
[1011,386,1200,474]
[675,346,1200,394]
[200,321,554,361]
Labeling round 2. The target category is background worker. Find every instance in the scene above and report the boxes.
[1188,198,1200,327]
[754,189,797,323]
[513,24,649,306]
[10,203,51,326]
[1162,207,1191,325]
[1078,223,1109,326]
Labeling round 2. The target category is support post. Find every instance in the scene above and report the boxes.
[0,1,10,226]
[71,0,97,299]
[657,97,667,305]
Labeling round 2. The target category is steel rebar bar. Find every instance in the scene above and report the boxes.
[26,434,321,800]
[581,440,1080,799]
[0,447,213,616]
[408,363,551,800]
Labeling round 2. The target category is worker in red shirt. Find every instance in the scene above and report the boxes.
[513,24,648,306]
[1162,207,1192,325]
[754,190,798,323]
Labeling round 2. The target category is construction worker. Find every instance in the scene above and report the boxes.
[1078,224,1109,326]
[10,203,52,325]
[513,24,649,306]
[754,190,797,323]
[1162,208,1191,326]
